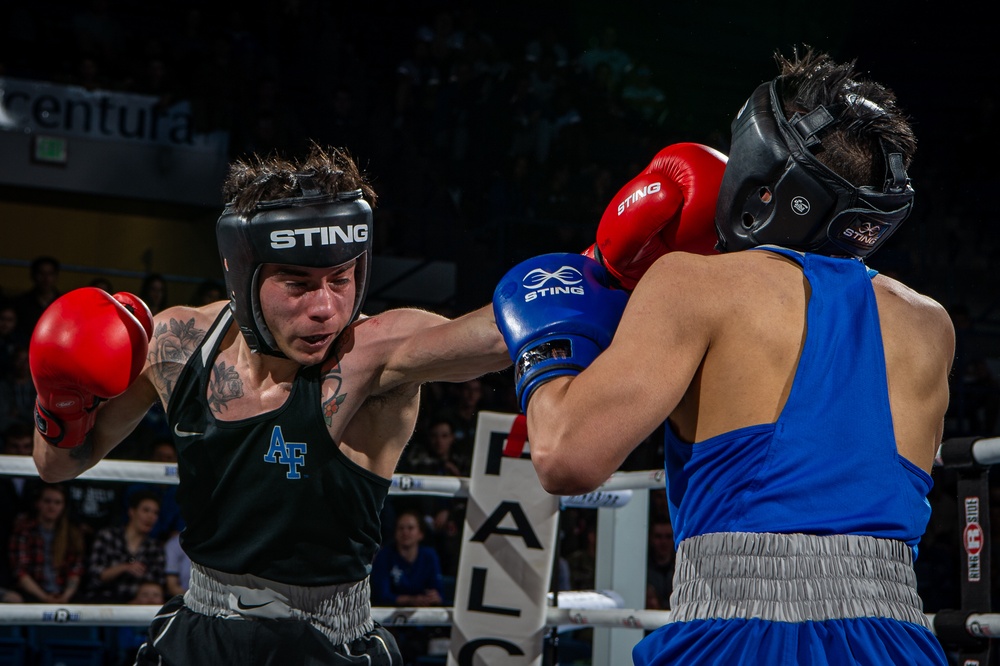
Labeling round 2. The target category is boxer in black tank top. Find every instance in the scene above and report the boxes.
[33,146,511,666]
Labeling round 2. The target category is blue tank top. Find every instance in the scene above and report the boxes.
[664,248,933,554]
[168,308,390,585]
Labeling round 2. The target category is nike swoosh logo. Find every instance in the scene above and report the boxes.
[236,597,274,610]
[173,424,204,438]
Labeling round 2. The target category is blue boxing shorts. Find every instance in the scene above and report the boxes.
[633,532,948,666]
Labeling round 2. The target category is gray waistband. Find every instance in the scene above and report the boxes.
[670,532,930,630]
[185,562,374,644]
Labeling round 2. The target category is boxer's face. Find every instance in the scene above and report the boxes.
[258,260,358,366]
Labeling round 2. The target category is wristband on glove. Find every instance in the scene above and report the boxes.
[34,395,102,448]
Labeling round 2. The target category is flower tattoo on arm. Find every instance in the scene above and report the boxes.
[321,362,348,426]
[149,318,205,395]
[208,361,244,413]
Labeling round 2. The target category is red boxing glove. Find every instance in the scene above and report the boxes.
[30,288,153,448]
[585,143,728,290]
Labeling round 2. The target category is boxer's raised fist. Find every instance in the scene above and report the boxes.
[30,288,153,448]
[590,143,727,291]
[494,253,628,412]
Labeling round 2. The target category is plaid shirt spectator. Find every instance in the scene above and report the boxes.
[9,518,84,593]
[85,525,165,603]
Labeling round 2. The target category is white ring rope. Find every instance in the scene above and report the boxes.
[9,435,1000,498]
[0,602,991,639]
[0,455,631,509]
[0,591,624,627]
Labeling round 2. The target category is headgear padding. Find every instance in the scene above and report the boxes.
[714,78,913,258]
[216,178,372,357]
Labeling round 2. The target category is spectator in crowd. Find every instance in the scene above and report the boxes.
[139,273,168,316]
[89,277,114,292]
[0,587,23,603]
[189,278,225,306]
[9,483,85,603]
[84,490,165,603]
[116,580,167,666]
[578,27,632,87]
[0,345,36,433]
[567,520,597,591]
[0,301,25,378]
[444,378,484,461]
[406,416,468,478]
[371,510,444,607]
[645,517,675,610]
[164,532,191,598]
[11,256,61,340]
[620,64,667,126]
[0,421,41,590]
[371,509,444,665]
[425,501,464,579]
[132,579,165,605]
[122,440,184,540]
[66,478,124,550]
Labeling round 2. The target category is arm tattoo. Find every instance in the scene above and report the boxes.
[149,318,206,395]
[321,362,348,426]
[69,438,94,472]
[207,361,244,413]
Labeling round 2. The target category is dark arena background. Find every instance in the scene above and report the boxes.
[0,1,997,665]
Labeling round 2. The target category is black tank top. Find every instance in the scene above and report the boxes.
[168,308,390,585]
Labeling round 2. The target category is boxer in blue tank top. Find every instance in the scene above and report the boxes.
[33,146,511,666]
[495,48,952,665]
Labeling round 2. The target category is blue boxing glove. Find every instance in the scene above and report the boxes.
[493,253,629,412]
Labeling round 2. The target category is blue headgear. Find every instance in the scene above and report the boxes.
[216,174,372,357]
[714,77,914,258]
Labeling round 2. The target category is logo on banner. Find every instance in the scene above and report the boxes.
[964,497,982,582]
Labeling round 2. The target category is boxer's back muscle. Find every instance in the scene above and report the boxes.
[670,251,952,473]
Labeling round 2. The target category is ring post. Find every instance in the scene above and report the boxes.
[935,436,993,665]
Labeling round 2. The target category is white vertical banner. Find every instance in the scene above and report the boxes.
[448,411,559,666]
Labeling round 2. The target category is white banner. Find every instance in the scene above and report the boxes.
[448,412,559,666]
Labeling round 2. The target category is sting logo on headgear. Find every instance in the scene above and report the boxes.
[714,77,914,259]
[216,173,373,357]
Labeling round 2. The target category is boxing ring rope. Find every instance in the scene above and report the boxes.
[2,601,999,641]
[2,435,999,660]
[0,455,632,509]
[0,591,652,630]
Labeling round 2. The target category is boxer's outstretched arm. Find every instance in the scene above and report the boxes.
[372,304,511,392]
[525,252,715,495]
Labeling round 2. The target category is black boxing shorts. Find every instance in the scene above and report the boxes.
[134,595,402,666]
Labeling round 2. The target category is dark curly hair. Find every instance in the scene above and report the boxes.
[222,142,377,214]
[775,47,916,188]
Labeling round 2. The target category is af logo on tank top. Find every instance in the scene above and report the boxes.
[263,425,307,479]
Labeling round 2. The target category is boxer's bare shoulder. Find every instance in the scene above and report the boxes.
[147,301,228,402]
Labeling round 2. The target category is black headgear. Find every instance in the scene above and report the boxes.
[714,78,914,258]
[216,173,373,357]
